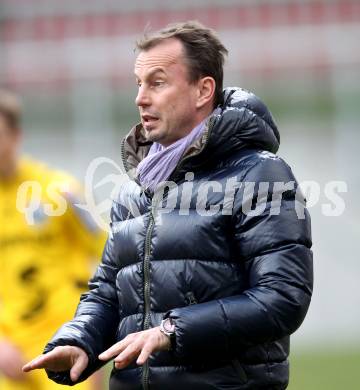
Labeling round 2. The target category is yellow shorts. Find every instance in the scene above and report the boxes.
[0,369,92,390]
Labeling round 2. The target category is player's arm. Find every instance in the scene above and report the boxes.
[0,297,26,380]
[22,200,123,385]
[60,177,106,260]
[0,338,26,381]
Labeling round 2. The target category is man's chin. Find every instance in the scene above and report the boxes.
[144,128,163,143]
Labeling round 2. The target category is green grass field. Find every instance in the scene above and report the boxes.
[289,348,360,390]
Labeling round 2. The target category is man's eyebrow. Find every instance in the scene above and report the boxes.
[134,67,166,80]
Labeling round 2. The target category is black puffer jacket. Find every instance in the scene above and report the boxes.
[45,87,313,389]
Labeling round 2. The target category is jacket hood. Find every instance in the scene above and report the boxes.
[121,87,280,179]
[207,87,280,158]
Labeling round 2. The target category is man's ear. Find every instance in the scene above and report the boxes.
[196,77,216,109]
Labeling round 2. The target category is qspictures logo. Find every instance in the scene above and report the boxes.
[16,157,348,232]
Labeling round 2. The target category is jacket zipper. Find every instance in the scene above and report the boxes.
[120,137,129,175]
[141,200,157,390]
[121,136,154,389]
[185,291,197,305]
[231,359,248,384]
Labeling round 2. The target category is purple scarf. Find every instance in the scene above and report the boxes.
[137,109,219,191]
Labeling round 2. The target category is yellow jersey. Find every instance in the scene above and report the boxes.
[0,157,106,358]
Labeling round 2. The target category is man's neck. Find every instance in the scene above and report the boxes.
[159,105,215,148]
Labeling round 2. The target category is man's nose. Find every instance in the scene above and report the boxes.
[135,86,150,107]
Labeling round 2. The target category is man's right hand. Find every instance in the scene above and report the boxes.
[22,345,88,383]
[0,339,26,381]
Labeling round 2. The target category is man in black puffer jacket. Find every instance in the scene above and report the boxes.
[23,21,313,390]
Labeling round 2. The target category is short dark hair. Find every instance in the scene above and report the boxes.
[136,21,228,107]
[0,90,21,130]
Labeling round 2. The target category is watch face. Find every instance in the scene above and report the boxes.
[164,318,175,333]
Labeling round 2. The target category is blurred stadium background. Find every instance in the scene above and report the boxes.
[1,0,359,388]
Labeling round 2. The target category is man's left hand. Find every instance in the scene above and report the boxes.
[98,327,170,368]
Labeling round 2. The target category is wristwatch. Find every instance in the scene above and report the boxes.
[159,318,176,350]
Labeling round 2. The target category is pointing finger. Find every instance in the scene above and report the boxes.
[22,354,48,372]
[22,347,66,372]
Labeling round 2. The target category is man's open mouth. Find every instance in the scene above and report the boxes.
[142,115,159,125]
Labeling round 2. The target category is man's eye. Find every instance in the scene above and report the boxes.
[153,81,164,87]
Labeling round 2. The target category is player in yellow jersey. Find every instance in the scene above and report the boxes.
[0,91,106,390]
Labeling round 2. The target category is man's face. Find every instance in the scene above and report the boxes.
[134,39,201,147]
[0,116,20,177]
